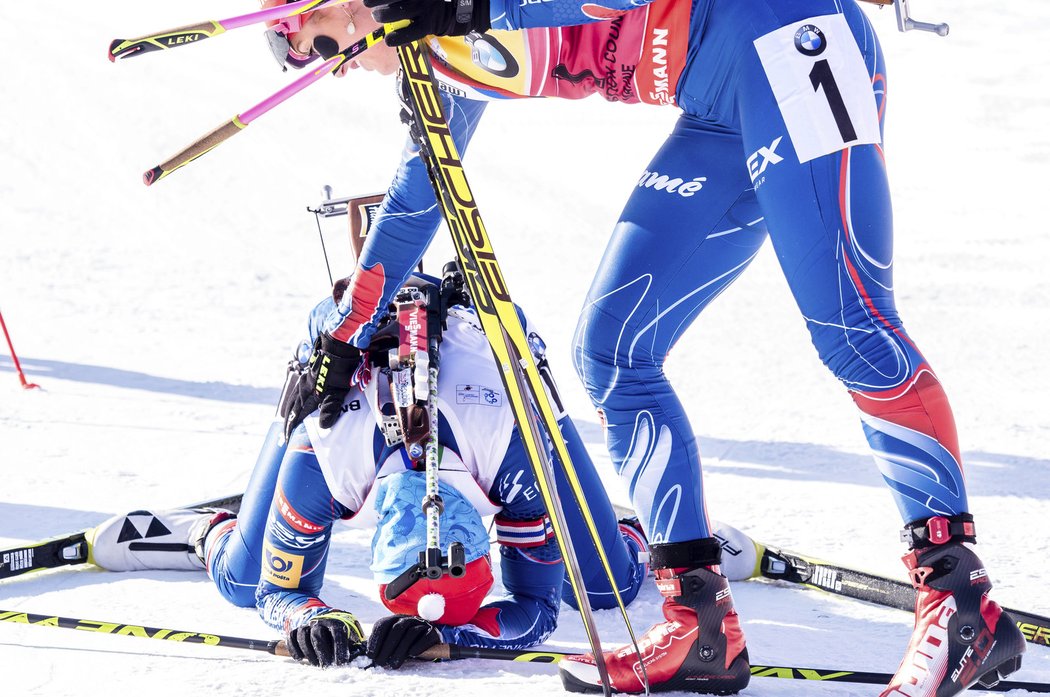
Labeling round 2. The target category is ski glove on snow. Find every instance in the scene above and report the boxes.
[363,0,490,47]
[286,610,366,667]
[366,614,442,669]
[280,333,362,440]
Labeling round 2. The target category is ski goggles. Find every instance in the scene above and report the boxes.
[265,27,319,70]
[262,1,320,70]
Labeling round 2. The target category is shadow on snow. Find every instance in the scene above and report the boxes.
[0,356,280,405]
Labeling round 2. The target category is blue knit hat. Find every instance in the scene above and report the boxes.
[370,468,494,624]
[370,470,491,584]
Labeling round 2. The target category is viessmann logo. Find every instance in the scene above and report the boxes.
[648,28,673,105]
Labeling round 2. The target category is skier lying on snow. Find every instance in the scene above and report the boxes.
[85,266,653,669]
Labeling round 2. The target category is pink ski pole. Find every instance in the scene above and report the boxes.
[141,21,405,186]
[0,309,41,390]
[108,0,351,62]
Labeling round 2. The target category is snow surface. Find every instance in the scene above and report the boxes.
[1,1,1048,695]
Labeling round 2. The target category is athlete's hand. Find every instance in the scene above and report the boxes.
[286,610,366,667]
[363,0,490,47]
[279,333,362,440]
[366,615,442,668]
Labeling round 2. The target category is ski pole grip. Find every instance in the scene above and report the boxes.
[419,643,453,661]
[272,640,293,657]
[143,117,247,186]
[109,22,225,62]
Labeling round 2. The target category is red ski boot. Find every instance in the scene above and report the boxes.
[881,515,1025,697]
[559,538,750,694]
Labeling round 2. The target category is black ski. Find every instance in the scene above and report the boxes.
[759,544,1050,648]
[0,532,89,580]
[0,493,243,581]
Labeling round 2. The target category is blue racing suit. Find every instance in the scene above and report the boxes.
[322,0,968,545]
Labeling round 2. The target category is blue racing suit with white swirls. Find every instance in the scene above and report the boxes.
[323,0,969,546]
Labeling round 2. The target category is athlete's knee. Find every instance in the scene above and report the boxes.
[207,558,259,608]
[573,309,664,405]
[807,308,920,390]
[212,574,258,608]
[560,520,649,611]
[573,311,614,398]
[205,523,262,608]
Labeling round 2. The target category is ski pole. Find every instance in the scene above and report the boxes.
[141,21,407,187]
[0,609,548,663]
[0,608,453,663]
[5,610,1047,691]
[109,0,351,62]
[0,309,40,390]
[0,610,288,656]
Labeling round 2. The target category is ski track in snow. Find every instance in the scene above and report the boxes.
[2,1,1048,695]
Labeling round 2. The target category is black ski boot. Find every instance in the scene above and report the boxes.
[881,515,1025,696]
[559,537,750,694]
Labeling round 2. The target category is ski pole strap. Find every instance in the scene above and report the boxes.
[648,537,723,571]
[901,513,976,549]
[439,261,470,329]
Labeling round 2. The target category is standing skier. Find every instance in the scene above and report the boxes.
[89,270,649,668]
[263,0,1027,693]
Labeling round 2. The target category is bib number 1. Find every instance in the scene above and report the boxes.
[754,14,881,163]
[809,58,857,142]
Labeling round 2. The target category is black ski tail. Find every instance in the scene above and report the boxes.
[0,532,88,580]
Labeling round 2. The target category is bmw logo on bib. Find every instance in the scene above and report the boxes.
[794,24,827,57]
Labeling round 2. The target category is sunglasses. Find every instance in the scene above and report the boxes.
[264,6,323,71]
[265,27,319,70]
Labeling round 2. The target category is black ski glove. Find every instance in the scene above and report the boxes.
[280,333,362,440]
[363,0,490,47]
[286,610,366,668]
[366,614,442,669]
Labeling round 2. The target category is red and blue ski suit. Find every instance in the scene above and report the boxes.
[324,0,969,544]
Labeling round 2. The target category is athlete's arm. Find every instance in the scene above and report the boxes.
[439,427,564,649]
[254,429,354,633]
[489,0,655,31]
[322,93,488,349]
